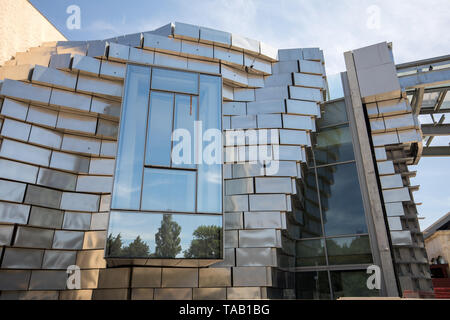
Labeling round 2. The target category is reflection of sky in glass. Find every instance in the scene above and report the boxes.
[151,68,198,94]
[108,211,221,258]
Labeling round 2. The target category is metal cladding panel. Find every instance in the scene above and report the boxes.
[31,65,77,90]
[236,248,277,267]
[1,98,29,120]
[199,268,231,287]
[27,105,58,127]
[2,248,44,269]
[232,267,272,286]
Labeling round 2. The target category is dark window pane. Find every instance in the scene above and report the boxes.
[326,236,373,265]
[296,271,330,300]
[296,239,326,267]
[145,91,174,166]
[317,163,368,236]
[172,95,197,169]
[330,270,379,299]
[106,211,222,259]
[317,99,347,128]
[112,65,150,210]
[141,168,196,212]
[151,68,198,94]
[197,74,222,213]
[313,125,354,165]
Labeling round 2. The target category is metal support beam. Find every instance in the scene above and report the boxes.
[399,68,450,90]
[413,87,424,116]
[421,123,450,136]
[422,146,450,157]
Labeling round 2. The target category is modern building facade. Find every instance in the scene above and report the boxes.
[0,20,448,300]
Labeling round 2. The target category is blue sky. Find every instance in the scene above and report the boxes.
[30,0,450,228]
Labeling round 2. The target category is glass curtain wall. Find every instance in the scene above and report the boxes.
[107,65,223,261]
[292,99,379,299]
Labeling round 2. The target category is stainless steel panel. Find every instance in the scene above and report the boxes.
[279,129,309,146]
[224,195,249,212]
[187,58,220,74]
[298,59,323,75]
[0,139,51,166]
[213,47,243,66]
[193,288,226,300]
[198,268,231,287]
[60,290,93,300]
[63,212,91,230]
[232,163,264,178]
[29,270,67,290]
[97,119,118,138]
[236,248,277,267]
[90,212,109,230]
[286,99,320,116]
[0,79,51,105]
[131,267,162,288]
[276,145,303,161]
[50,88,92,112]
[29,126,63,149]
[28,206,64,228]
[61,134,101,155]
[256,86,289,101]
[79,270,99,289]
[254,177,292,194]
[52,230,84,249]
[0,270,31,290]
[181,41,213,59]
[278,49,303,61]
[380,174,403,189]
[1,118,31,141]
[76,176,113,193]
[247,100,285,116]
[99,194,111,212]
[90,97,121,118]
[154,288,193,300]
[366,103,379,117]
[377,99,408,115]
[289,86,322,102]
[264,73,292,87]
[225,230,239,248]
[37,168,77,191]
[89,158,115,175]
[398,129,420,144]
[50,151,90,173]
[0,179,26,203]
[233,266,271,286]
[268,161,297,177]
[222,65,248,86]
[129,47,154,65]
[391,231,412,246]
[173,22,200,40]
[100,60,126,79]
[227,287,261,300]
[100,140,117,157]
[0,225,14,246]
[231,34,259,54]
[0,202,30,224]
[302,48,323,61]
[223,102,246,116]
[248,74,265,88]
[282,114,314,130]
[244,54,271,74]
[200,27,231,46]
[161,268,198,288]
[24,185,62,209]
[370,118,385,132]
[154,52,188,69]
[225,178,254,195]
[377,161,395,175]
[374,147,387,161]
[42,250,77,269]
[224,212,243,230]
[108,42,130,61]
[27,105,58,127]
[234,88,255,101]
[224,164,232,180]
[239,229,279,247]
[272,61,298,74]
[76,250,106,269]
[77,75,123,98]
[87,40,107,58]
[222,86,234,100]
[384,113,415,130]
[60,192,100,212]
[387,217,402,231]
[257,114,282,129]
[143,33,182,52]
[14,226,54,248]
[71,54,101,76]
[244,211,282,229]
[1,248,44,269]
[98,268,131,288]
[1,98,28,120]
[49,53,72,70]
[259,41,278,61]
[31,65,77,90]
[57,112,97,134]
[385,202,405,217]
[92,289,128,300]
[382,188,411,203]
[231,115,256,129]
[82,230,106,249]
[293,72,324,88]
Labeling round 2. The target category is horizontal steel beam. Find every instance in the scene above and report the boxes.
[420,107,450,115]
[399,68,450,90]
[422,146,450,157]
[421,123,450,136]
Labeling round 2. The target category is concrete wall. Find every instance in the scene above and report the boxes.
[0,0,66,66]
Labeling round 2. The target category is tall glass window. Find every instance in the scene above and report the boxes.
[109,65,222,263]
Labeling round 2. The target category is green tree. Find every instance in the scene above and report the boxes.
[122,235,150,257]
[184,225,222,258]
[154,214,182,258]
[106,233,123,257]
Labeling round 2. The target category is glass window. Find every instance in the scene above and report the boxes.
[145,91,174,166]
[106,211,222,259]
[151,68,198,94]
[296,239,326,267]
[326,236,373,265]
[111,65,150,210]
[317,163,368,236]
[317,99,348,128]
[330,270,379,298]
[295,271,330,300]
[141,168,196,212]
[326,74,344,101]
[172,95,197,169]
[197,74,222,213]
[313,125,354,165]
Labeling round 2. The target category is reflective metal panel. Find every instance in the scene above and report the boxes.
[385,202,405,217]
[283,114,313,130]
[187,59,220,74]
[42,250,77,269]
[61,134,101,155]
[244,212,282,229]
[31,65,77,90]
[129,47,155,65]
[198,268,230,287]
[232,163,264,178]
[293,72,324,88]
[24,185,62,209]
[257,114,282,129]
[90,212,109,230]
[377,161,395,175]
[60,192,100,212]
[131,267,162,288]
[52,230,84,249]
[225,178,253,195]
[28,270,67,290]
[89,158,115,175]
[391,230,412,246]
[76,176,113,193]
[227,287,261,300]
[232,267,271,287]
[154,52,188,69]
[100,140,117,157]
[236,248,277,267]
[249,194,287,211]
[50,151,90,173]
[57,112,97,134]
[1,98,28,120]
[231,115,256,129]
[0,270,31,290]
[279,129,309,145]
[63,212,91,230]
[143,33,182,52]
[200,27,231,46]
[97,119,118,138]
[181,41,213,59]
[225,195,249,212]
[0,159,38,184]
[90,97,121,118]
[37,168,77,191]
[1,118,30,141]
[72,54,101,75]
[255,177,292,194]
[0,79,51,105]
[50,88,91,112]
[382,188,411,203]
[247,100,285,115]
[298,60,323,75]
[380,174,404,189]
[100,60,126,79]
[0,179,26,203]
[289,86,322,102]
[239,229,279,248]
[162,268,198,287]
[224,212,243,230]
[14,226,54,248]
[0,139,51,166]
[27,105,58,127]
[77,75,123,98]
[29,126,63,149]
[1,248,44,269]
[28,207,63,229]
[0,225,14,246]
[286,99,320,116]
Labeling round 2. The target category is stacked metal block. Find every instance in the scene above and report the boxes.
[0,22,325,299]
[350,42,433,295]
